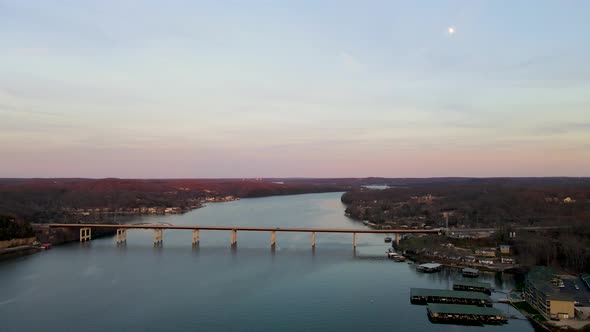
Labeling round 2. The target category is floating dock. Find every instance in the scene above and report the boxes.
[453,280,492,295]
[427,303,507,325]
[416,263,443,272]
[410,288,492,307]
[461,267,480,277]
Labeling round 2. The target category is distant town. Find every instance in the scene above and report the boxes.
[60,195,240,217]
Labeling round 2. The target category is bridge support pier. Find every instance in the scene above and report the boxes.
[192,230,200,246]
[116,229,127,244]
[353,233,357,248]
[231,230,237,246]
[270,231,276,248]
[80,228,91,242]
[311,232,316,248]
[394,233,400,246]
[153,229,163,246]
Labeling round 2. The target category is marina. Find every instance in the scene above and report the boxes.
[410,288,493,307]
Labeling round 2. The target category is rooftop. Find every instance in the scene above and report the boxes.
[427,303,505,316]
[418,263,442,269]
[411,288,491,300]
[527,266,575,302]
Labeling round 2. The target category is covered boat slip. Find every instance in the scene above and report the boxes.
[461,267,480,277]
[416,263,442,272]
[410,288,493,307]
[427,303,507,325]
[453,280,492,295]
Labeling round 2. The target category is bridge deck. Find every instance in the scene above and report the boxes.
[48,223,441,234]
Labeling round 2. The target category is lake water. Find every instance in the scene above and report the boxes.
[0,192,534,331]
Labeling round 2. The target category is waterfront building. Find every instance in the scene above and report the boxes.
[524,266,575,320]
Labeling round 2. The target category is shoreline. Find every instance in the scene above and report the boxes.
[0,245,41,261]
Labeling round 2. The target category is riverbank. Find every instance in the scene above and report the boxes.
[1,225,120,261]
[0,245,41,261]
[33,224,117,245]
[0,236,40,260]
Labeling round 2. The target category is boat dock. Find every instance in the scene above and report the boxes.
[410,288,492,307]
[427,303,507,325]
[416,263,442,273]
[453,280,492,295]
[461,267,480,277]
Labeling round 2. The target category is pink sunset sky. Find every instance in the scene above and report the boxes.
[1,1,589,178]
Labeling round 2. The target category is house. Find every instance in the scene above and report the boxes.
[563,197,576,204]
[501,257,516,264]
[499,244,511,254]
[164,207,180,214]
[413,194,435,203]
[479,259,494,265]
[475,249,496,258]
[524,267,575,320]
[464,256,477,263]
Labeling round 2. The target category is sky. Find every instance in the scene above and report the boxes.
[1,0,589,178]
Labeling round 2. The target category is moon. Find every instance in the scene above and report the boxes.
[448,27,456,35]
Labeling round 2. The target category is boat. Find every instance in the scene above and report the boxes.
[462,268,480,278]
[387,252,406,262]
[384,237,392,243]
[416,263,443,273]
[386,249,405,261]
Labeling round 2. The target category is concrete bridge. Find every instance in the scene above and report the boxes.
[48,223,442,248]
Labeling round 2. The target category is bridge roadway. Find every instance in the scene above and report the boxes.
[48,223,442,247]
[46,223,562,247]
[48,223,441,233]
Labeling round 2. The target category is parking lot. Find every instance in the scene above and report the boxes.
[560,276,590,306]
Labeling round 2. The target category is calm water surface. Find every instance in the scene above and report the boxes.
[0,192,533,331]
